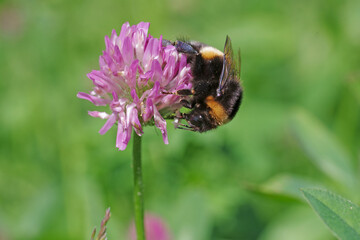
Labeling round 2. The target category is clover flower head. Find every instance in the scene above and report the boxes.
[129,213,171,240]
[78,22,192,150]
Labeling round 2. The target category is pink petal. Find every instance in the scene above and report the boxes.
[119,22,131,45]
[87,71,121,93]
[154,107,168,144]
[126,103,143,135]
[110,93,127,113]
[157,95,180,108]
[113,45,123,67]
[139,71,153,79]
[150,60,163,83]
[147,81,160,100]
[158,35,163,50]
[131,89,140,107]
[163,55,177,85]
[99,55,108,71]
[121,36,134,65]
[99,113,117,135]
[116,112,132,150]
[102,51,115,72]
[150,38,161,60]
[132,29,147,60]
[142,38,161,72]
[77,92,108,106]
[138,71,153,87]
[179,53,187,67]
[124,60,139,89]
[136,22,150,36]
[142,38,155,71]
[142,98,154,122]
[140,89,151,102]
[112,91,119,101]
[104,35,113,53]
[163,45,176,63]
[110,29,117,45]
[88,111,110,119]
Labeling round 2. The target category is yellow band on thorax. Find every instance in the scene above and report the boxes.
[200,46,224,60]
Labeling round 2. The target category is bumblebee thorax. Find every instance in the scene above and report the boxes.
[200,46,224,60]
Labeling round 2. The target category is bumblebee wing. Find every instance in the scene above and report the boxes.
[217,36,238,96]
[236,48,241,80]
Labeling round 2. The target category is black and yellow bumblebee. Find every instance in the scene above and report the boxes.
[163,36,243,132]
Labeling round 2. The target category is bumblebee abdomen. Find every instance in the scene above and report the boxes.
[221,80,243,120]
[205,96,229,125]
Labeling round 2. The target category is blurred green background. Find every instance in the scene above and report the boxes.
[1,0,359,239]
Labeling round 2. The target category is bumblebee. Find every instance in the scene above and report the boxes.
[163,36,243,132]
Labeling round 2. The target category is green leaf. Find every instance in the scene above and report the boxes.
[248,174,323,201]
[302,188,360,240]
[259,206,334,240]
[291,110,356,189]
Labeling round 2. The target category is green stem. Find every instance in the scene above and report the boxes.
[132,130,145,240]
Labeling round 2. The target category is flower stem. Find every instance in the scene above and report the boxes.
[132,130,145,240]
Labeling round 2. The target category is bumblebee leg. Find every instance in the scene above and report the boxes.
[174,41,198,54]
[174,113,197,131]
[176,89,193,96]
[176,123,196,131]
[174,112,185,119]
[161,89,193,96]
[177,126,196,131]
[163,114,176,120]
[161,90,173,95]
[180,99,193,109]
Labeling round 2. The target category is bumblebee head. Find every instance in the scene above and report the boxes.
[188,112,203,127]
[185,109,214,133]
